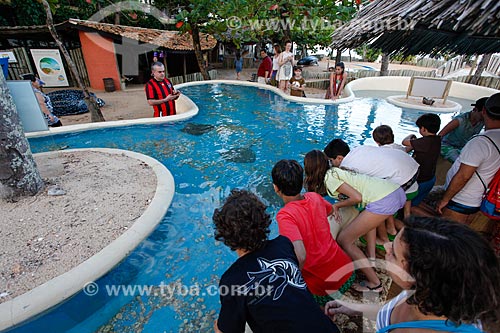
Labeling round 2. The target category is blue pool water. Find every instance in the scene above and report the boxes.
[8,84,460,333]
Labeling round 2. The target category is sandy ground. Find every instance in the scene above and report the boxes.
[0,150,156,303]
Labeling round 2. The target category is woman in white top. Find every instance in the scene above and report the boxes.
[271,44,281,87]
[324,216,499,333]
[277,41,294,93]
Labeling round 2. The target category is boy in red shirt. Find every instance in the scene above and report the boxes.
[272,159,355,305]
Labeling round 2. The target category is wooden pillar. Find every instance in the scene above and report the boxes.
[183,54,187,83]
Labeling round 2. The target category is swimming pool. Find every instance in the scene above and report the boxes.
[7,84,460,333]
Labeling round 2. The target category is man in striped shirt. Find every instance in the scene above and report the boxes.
[145,62,180,117]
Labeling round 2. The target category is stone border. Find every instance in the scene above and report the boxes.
[0,148,174,331]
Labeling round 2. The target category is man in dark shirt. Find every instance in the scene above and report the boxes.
[257,50,273,84]
[213,189,340,333]
[144,62,179,117]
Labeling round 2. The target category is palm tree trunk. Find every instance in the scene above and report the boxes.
[335,49,342,64]
[469,53,492,85]
[0,72,44,200]
[41,0,105,122]
[380,53,390,76]
[190,24,210,80]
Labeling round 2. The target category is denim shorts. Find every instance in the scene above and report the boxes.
[366,187,406,215]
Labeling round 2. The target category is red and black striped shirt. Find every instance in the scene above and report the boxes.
[145,78,177,117]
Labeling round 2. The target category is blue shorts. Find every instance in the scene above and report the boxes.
[366,187,406,215]
[412,176,436,206]
[446,200,480,215]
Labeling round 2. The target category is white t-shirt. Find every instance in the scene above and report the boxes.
[381,143,407,152]
[445,128,500,207]
[341,145,420,188]
[272,55,280,71]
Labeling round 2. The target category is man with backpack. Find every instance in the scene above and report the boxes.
[437,93,500,225]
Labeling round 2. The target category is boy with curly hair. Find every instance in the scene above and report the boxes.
[213,189,339,333]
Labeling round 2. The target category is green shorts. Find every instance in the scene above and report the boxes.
[441,144,461,163]
[406,190,418,201]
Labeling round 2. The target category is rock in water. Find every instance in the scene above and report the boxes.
[219,148,256,163]
[181,123,215,136]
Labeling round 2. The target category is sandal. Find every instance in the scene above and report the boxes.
[352,280,383,293]
[359,236,386,252]
[387,233,397,242]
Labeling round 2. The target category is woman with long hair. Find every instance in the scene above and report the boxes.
[326,216,500,333]
[304,150,406,293]
[271,44,282,87]
[326,62,347,100]
[277,41,294,93]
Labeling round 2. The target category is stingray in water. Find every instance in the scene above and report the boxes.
[181,123,215,136]
[218,147,256,163]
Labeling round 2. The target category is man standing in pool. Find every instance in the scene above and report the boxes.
[145,62,180,117]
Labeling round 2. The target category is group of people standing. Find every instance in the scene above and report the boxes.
[213,94,500,332]
[250,40,297,94]
[253,40,348,99]
[144,41,349,119]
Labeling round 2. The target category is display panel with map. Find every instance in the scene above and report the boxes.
[30,49,69,87]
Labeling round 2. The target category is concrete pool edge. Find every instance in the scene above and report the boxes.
[25,81,354,138]
[0,148,175,331]
[174,80,355,104]
[25,93,199,138]
[386,95,462,113]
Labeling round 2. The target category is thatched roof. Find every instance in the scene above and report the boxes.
[0,19,217,52]
[67,19,217,52]
[330,0,500,55]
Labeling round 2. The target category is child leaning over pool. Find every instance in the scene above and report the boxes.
[272,160,355,306]
[213,189,340,333]
[304,150,406,293]
[402,113,441,207]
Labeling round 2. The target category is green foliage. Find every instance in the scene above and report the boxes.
[0,15,9,26]
[0,0,165,27]
[391,53,416,64]
[53,0,97,22]
[0,0,360,53]
[355,44,382,62]
[8,0,46,25]
[160,0,358,50]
